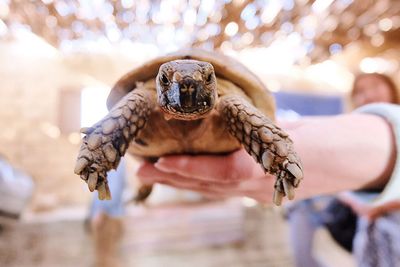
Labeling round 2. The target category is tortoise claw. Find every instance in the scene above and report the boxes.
[88,173,98,192]
[273,189,284,206]
[282,179,295,200]
[97,182,107,200]
[74,158,89,175]
[105,182,112,200]
[74,88,154,200]
[218,95,303,205]
[97,181,112,200]
[286,163,303,187]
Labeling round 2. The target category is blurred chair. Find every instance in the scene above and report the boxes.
[0,156,34,220]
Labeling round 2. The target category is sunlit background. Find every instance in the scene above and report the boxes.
[2,0,400,92]
[0,1,399,266]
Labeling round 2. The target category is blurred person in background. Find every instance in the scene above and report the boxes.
[350,73,398,108]
[87,159,127,267]
[137,73,400,267]
[335,73,400,266]
[285,72,400,267]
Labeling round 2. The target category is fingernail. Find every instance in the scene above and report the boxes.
[155,156,187,171]
[154,161,170,172]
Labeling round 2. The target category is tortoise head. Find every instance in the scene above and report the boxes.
[156,59,217,120]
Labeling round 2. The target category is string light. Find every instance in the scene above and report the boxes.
[224,22,238,36]
[1,0,399,64]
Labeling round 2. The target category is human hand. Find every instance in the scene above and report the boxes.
[338,192,400,220]
[137,113,396,204]
[137,149,276,203]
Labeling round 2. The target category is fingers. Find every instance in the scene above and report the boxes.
[237,177,274,203]
[137,161,177,185]
[277,119,306,130]
[155,155,235,182]
[159,180,225,200]
[137,161,274,203]
[362,202,400,220]
[339,192,400,220]
[138,162,240,190]
[155,149,263,183]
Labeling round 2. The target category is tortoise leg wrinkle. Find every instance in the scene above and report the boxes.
[217,95,303,205]
[74,88,154,200]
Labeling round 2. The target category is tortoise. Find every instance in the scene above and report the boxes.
[74,49,303,205]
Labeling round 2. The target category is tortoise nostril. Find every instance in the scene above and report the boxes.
[180,84,196,94]
[178,79,199,108]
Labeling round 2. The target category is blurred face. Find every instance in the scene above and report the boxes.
[352,75,395,108]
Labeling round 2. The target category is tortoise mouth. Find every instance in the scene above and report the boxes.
[161,103,213,120]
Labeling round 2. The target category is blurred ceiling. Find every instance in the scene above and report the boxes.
[1,0,400,63]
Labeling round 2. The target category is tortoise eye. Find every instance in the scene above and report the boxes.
[161,74,170,85]
[206,73,213,83]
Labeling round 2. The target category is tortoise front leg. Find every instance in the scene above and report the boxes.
[74,88,154,200]
[217,95,303,205]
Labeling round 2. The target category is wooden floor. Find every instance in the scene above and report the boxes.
[0,201,294,267]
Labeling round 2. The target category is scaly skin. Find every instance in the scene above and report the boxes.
[218,95,303,205]
[75,58,303,206]
[74,88,154,199]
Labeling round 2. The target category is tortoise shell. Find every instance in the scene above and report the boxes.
[107,49,275,119]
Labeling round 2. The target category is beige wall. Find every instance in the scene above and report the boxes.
[0,36,139,211]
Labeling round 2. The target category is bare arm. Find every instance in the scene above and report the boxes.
[137,113,396,204]
[284,113,396,199]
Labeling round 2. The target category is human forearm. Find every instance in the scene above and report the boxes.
[286,114,396,199]
[137,113,397,204]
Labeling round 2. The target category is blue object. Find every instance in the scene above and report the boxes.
[274,91,344,116]
[89,160,126,218]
